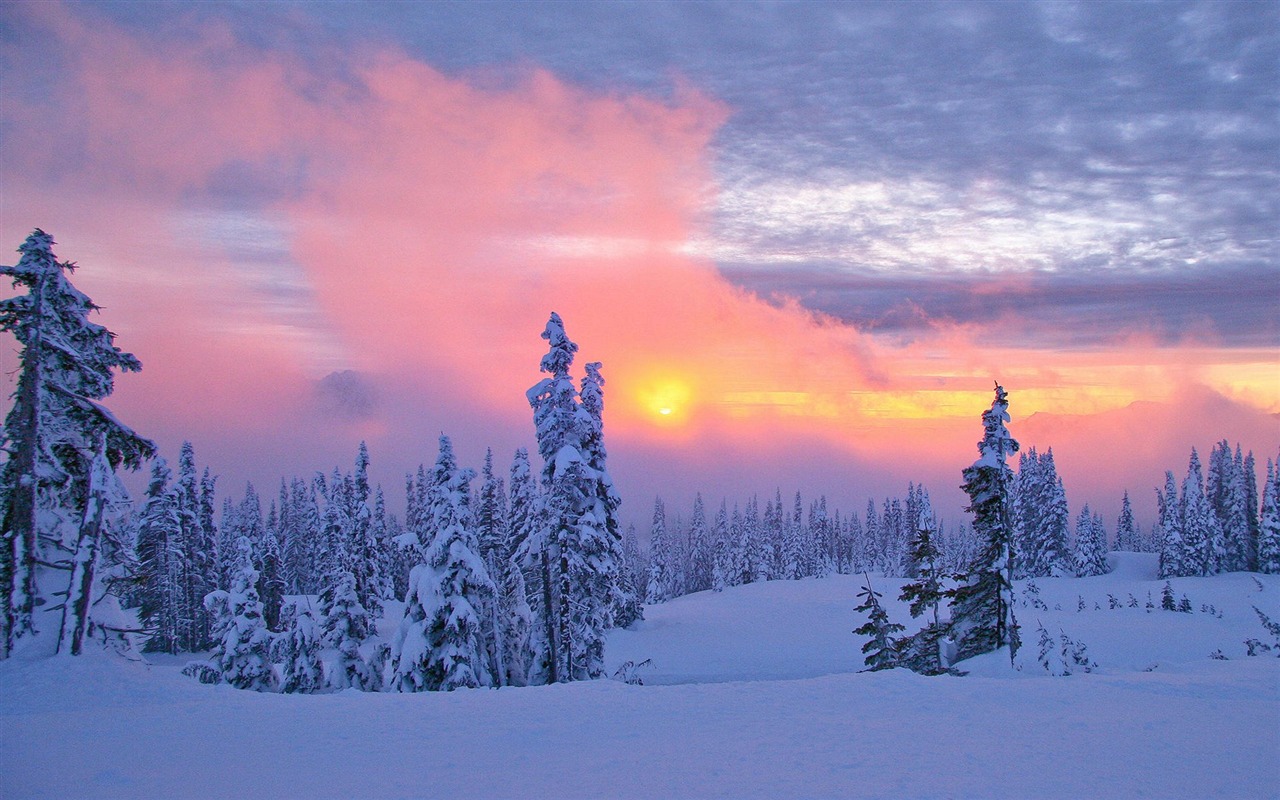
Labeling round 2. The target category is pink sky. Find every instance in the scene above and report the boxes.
[2,4,1276,533]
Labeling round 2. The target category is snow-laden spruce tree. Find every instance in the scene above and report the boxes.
[1181,449,1218,576]
[646,497,672,604]
[579,361,641,630]
[524,313,627,681]
[1157,471,1187,578]
[205,537,277,691]
[711,500,731,592]
[1073,505,1110,577]
[320,569,376,690]
[686,494,712,594]
[1114,491,1141,552]
[1259,457,1280,574]
[275,604,325,694]
[948,383,1020,664]
[1208,441,1253,572]
[476,447,531,687]
[0,230,155,657]
[1013,448,1071,579]
[392,436,497,692]
[136,458,183,654]
[347,442,386,618]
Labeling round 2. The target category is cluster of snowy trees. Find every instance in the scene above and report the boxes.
[181,313,641,691]
[855,386,1280,676]
[639,484,976,604]
[1156,441,1280,578]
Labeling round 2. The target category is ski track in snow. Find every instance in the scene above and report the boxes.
[3,554,1278,799]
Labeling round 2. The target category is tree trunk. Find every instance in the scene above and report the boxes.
[1,272,45,658]
[58,445,109,656]
[539,548,558,684]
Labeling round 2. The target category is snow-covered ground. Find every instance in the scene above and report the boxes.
[3,554,1278,799]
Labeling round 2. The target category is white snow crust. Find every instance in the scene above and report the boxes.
[2,553,1277,799]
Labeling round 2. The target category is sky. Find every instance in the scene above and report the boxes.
[1,1,1277,534]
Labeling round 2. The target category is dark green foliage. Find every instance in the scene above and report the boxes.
[854,575,904,671]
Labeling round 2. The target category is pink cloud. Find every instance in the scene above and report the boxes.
[2,4,1275,530]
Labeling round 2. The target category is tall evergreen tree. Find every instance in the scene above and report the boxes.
[1258,457,1280,575]
[646,497,672,604]
[948,383,1020,664]
[1157,471,1186,579]
[1114,491,1141,552]
[711,500,731,592]
[686,494,712,593]
[1,230,154,657]
[136,459,181,654]
[392,436,496,691]
[348,442,384,618]
[1181,449,1217,576]
[1073,504,1110,577]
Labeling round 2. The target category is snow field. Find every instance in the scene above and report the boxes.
[2,553,1277,799]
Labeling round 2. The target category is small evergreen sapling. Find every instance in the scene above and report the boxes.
[854,575,903,671]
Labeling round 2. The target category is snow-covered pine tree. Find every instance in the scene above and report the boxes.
[511,447,558,684]
[1242,449,1260,571]
[646,497,671,604]
[320,569,376,691]
[896,492,949,674]
[136,459,182,654]
[1114,491,1141,553]
[348,442,384,619]
[392,435,496,691]
[258,522,286,631]
[854,574,903,671]
[1073,504,1110,577]
[1157,471,1187,578]
[686,494,712,593]
[948,383,1020,664]
[206,537,277,691]
[1207,441,1247,572]
[579,361,639,629]
[524,313,627,681]
[746,496,770,584]
[476,447,530,687]
[900,493,944,628]
[0,230,155,657]
[176,443,217,651]
[711,500,731,592]
[1258,457,1280,574]
[275,604,324,694]
[1017,449,1071,578]
[1181,449,1218,576]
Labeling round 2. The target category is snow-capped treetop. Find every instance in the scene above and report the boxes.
[972,383,1019,471]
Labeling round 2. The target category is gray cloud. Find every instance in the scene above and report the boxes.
[90,1,1279,346]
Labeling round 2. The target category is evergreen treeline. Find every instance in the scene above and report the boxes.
[4,229,1278,689]
[640,484,979,604]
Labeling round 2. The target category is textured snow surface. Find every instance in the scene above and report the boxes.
[3,554,1278,799]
